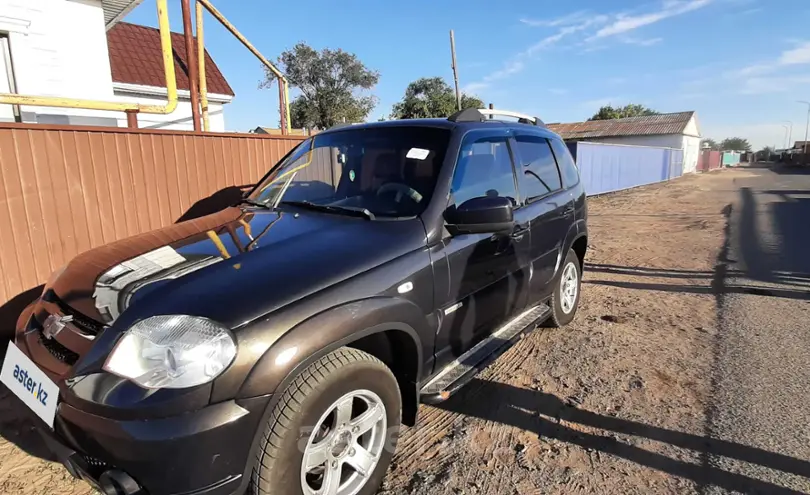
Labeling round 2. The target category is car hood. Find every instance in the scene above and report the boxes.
[50,206,427,329]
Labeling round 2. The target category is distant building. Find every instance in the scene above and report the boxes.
[0,0,233,131]
[791,141,810,152]
[548,111,702,174]
[251,126,313,136]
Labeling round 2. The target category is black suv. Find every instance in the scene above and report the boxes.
[7,108,587,495]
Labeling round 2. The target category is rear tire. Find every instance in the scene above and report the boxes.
[545,249,582,328]
[250,347,401,495]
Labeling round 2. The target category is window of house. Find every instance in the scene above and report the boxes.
[0,33,18,122]
[451,136,517,207]
[514,135,562,199]
[549,138,579,188]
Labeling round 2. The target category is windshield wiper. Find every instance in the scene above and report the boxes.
[237,198,272,209]
[279,200,376,220]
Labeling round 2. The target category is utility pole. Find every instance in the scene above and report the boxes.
[781,124,789,150]
[782,120,793,151]
[180,0,202,132]
[799,101,810,159]
[449,30,461,111]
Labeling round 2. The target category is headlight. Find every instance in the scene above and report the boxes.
[103,315,237,389]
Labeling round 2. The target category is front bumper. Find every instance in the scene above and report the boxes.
[15,301,272,495]
[43,395,270,495]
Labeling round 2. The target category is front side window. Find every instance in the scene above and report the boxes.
[515,135,562,200]
[450,136,517,207]
[248,126,451,217]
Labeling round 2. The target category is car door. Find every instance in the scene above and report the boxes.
[512,132,573,301]
[431,129,532,368]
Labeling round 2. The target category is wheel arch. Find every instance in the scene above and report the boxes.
[237,297,425,424]
[571,234,588,270]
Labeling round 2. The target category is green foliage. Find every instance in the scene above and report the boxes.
[588,104,659,121]
[719,137,751,151]
[262,42,380,129]
[701,138,719,150]
[390,77,484,119]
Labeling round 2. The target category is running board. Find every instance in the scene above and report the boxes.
[420,303,550,404]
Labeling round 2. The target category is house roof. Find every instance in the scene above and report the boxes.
[106,22,235,97]
[547,111,696,140]
[102,0,144,28]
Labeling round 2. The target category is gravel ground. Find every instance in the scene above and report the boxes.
[0,165,808,494]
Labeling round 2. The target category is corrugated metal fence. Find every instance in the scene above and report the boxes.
[722,151,741,167]
[698,150,722,172]
[568,141,684,196]
[0,123,306,307]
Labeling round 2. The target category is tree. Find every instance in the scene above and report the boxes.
[261,43,380,129]
[701,138,719,150]
[390,77,484,119]
[588,103,659,121]
[719,137,751,151]
[755,146,774,160]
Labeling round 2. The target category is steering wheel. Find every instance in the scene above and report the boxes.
[376,182,423,204]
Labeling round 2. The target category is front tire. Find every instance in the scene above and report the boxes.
[251,347,401,495]
[545,249,582,327]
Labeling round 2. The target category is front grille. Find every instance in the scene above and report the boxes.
[38,333,79,365]
[43,291,105,335]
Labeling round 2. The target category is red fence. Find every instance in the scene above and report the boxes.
[698,150,721,172]
[0,123,306,308]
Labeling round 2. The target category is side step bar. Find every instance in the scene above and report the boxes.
[420,303,550,404]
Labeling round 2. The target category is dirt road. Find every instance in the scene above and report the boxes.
[381,165,810,495]
[0,165,807,494]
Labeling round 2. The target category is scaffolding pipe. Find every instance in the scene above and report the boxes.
[181,0,202,132]
[0,0,177,115]
[196,0,290,134]
[195,1,210,131]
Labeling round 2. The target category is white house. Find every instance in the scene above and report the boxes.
[548,111,702,174]
[0,0,233,130]
[107,21,233,130]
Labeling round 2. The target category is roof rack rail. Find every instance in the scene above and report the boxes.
[447,108,545,126]
[328,122,359,130]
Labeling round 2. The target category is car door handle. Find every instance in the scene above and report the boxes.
[563,205,575,215]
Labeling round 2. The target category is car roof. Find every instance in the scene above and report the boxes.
[317,118,562,139]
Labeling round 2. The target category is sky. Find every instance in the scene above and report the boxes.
[125,0,810,149]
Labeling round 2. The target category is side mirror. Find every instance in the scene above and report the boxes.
[445,196,515,235]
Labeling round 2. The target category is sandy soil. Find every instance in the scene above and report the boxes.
[381,169,749,494]
[0,169,752,494]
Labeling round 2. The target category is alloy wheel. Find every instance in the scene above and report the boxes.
[300,389,387,495]
[560,262,579,314]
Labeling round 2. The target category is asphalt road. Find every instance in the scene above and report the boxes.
[705,163,810,494]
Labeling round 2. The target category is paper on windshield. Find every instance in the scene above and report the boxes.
[406,148,431,160]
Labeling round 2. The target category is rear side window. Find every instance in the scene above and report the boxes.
[514,135,562,199]
[451,137,517,206]
[549,138,579,188]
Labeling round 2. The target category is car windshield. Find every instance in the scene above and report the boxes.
[247,126,451,218]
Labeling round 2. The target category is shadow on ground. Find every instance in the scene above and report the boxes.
[585,180,810,300]
[435,377,809,494]
[565,166,810,493]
